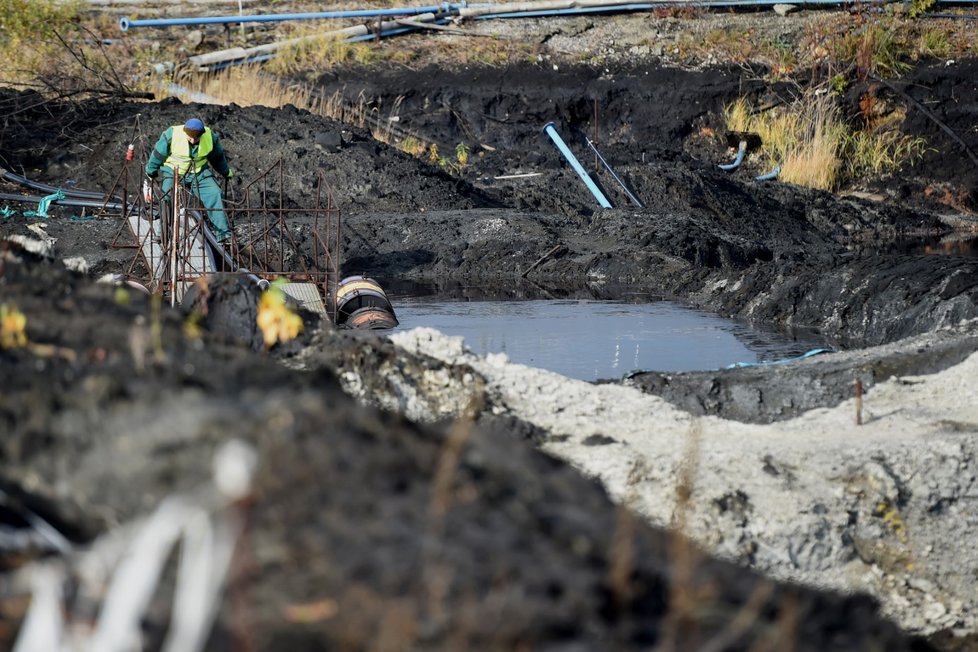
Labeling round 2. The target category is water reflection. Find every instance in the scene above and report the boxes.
[388,297,829,381]
[851,234,978,258]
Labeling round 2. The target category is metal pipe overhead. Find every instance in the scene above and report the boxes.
[120,4,462,31]
[186,13,438,68]
[543,122,612,209]
[122,0,975,32]
[460,0,902,19]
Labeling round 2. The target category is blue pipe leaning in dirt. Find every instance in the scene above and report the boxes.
[543,122,612,209]
[145,118,234,242]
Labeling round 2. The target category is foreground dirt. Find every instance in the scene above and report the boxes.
[2,11,978,649]
[0,246,939,651]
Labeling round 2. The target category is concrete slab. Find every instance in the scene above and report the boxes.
[281,282,327,317]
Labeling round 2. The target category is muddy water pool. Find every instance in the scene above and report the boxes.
[388,298,830,381]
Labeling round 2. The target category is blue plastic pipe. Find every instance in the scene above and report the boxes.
[755,165,781,181]
[476,4,656,18]
[543,122,612,209]
[470,0,899,20]
[718,140,747,171]
[0,192,124,210]
[202,23,438,71]
[119,4,460,31]
[121,0,904,31]
[122,0,932,33]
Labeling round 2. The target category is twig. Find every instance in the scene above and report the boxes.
[494,172,543,180]
[698,581,776,652]
[521,243,566,277]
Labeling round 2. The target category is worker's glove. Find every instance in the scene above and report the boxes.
[226,168,234,179]
[146,170,158,180]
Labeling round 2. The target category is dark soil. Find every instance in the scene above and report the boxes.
[2,50,978,650]
[0,244,936,650]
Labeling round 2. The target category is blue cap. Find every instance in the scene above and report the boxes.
[184,118,205,132]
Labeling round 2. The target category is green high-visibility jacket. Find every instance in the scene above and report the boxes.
[146,126,231,178]
[166,126,214,174]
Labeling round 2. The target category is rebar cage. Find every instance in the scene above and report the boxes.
[112,142,341,317]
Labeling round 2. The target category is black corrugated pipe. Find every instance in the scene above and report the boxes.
[199,218,270,291]
[0,167,119,202]
[0,192,124,211]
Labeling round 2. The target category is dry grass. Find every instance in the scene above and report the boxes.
[779,95,847,190]
[914,25,952,60]
[683,28,796,74]
[808,12,972,77]
[264,26,378,75]
[656,419,706,651]
[840,20,913,78]
[724,88,926,191]
[844,107,928,178]
[192,67,321,111]
[180,68,435,160]
[725,94,843,190]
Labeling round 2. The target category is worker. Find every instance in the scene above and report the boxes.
[145,117,234,241]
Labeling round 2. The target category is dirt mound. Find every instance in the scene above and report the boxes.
[312,58,978,215]
[0,89,495,216]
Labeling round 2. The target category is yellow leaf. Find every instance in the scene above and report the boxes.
[256,287,303,348]
[0,304,28,349]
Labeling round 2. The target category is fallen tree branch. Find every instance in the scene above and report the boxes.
[522,243,567,277]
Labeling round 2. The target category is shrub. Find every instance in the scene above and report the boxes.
[0,0,82,82]
[723,89,923,191]
[399,136,427,157]
[0,0,80,45]
[266,29,376,75]
[915,27,952,60]
[844,106,928,177]
[455,143,470,167]
[908,0,936,19]
[835,21,912,78]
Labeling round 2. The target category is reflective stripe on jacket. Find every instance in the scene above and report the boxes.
[164,126,215,174]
